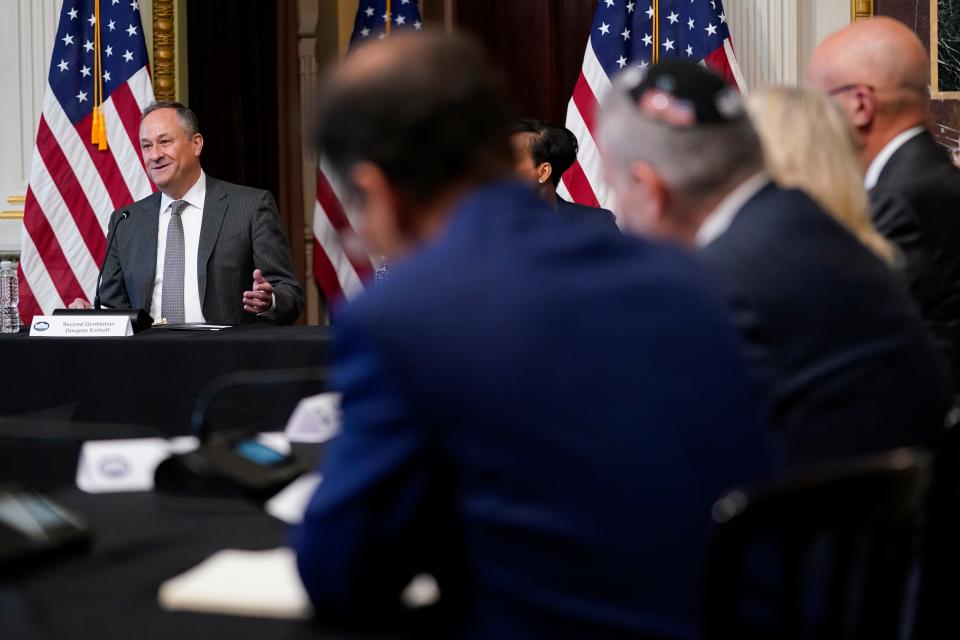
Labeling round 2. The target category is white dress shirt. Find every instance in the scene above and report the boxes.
[695,172,771,248]
[864,126,925,190]
[151,171,206,323]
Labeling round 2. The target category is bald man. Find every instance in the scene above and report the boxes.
[809,17,960,393]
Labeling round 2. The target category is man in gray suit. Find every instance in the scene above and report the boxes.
[70,101,304,325]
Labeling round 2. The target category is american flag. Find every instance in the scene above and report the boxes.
[558,0,745,213]
[312,0,423,305]
[18,0,155,324]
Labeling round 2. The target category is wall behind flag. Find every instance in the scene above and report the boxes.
[438,0,850,125]
[0,0,62,256]
[724,0,850,90]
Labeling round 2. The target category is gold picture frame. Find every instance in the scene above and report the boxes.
[931,0,960,99]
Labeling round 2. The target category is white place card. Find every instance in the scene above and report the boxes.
[76,437,195,494]
[75,433,289,494]
[30,314,133,337]
[285,393,341,443]
[265,473,322,525]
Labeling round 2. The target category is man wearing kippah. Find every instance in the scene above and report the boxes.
[600,60,952,466]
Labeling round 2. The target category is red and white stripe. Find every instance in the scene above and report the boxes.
[311,157,373,305]
[18,66,155,324]
[559,36,746,217]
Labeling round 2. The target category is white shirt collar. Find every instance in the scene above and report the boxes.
[695,172,770,248]
[159,170,206,214]
[864,126,924,190]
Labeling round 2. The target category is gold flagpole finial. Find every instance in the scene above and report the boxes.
[91,0,101,145]
[652,0,660,65]
[90,0,109,150]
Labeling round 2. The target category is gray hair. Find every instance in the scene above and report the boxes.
[141,100,200,137]
[599,83,764,203]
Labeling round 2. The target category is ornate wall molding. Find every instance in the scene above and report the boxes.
[300,0,322,324]
[726,0,800,89]
[153,0,175,100]
[852,0,875,21]
[0,0,61,252]
[725,0,853,90]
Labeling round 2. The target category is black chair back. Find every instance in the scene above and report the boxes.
[192,366,329,437]
[912,422,960,639]
[703,448,931,640]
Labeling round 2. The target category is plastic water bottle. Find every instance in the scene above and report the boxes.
[0,261,20,334]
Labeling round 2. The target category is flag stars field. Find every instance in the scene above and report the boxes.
[557,0,743,213]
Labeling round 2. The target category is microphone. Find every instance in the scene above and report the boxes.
[94,209,130,310]
[153,367,328,500]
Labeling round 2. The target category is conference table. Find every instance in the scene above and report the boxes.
[0,325,432,638]
[0,324,332,435]
[0,435,435,639]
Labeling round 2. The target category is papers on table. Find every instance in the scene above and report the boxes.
[158,547,312,620]
[152,323,232,331]
[264,473,322,525]
[158,547,440,621]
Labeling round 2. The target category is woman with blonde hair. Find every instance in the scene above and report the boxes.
[747,86,901,267]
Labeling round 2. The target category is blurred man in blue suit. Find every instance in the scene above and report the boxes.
[294,32,776,639]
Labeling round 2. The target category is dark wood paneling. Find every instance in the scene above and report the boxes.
[184,0,306,317]
[186,0,279,201]
[453,0,598,123]
[276,0,306,319]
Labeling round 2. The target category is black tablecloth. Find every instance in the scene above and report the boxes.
[0,429,431,639]
[0,325,331,435]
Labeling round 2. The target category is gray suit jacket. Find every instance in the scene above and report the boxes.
[98,176,305,325]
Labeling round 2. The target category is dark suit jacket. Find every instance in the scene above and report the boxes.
[556,196,617,227]
[98,176,304,325]
[869,130,960,392]
[294,181,776,639]
[701,183,952,466]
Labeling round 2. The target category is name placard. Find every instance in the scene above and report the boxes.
[30,314,134,337]
[285,393,341,443]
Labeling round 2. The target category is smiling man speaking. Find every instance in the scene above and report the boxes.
[70,101,304,326]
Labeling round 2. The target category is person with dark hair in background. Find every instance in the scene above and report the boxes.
[511,118,617,227]
[294,31,776,639]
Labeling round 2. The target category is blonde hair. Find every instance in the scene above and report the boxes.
[746,86,900,267]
